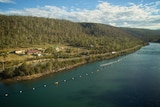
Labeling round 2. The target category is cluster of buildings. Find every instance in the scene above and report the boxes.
[14,46,65,56]
[15,48,43,56]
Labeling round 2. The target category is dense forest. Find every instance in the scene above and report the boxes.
[122,28,160,42]
[0,14,142,51]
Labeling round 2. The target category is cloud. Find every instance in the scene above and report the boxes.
[0,0,15,3]
[1,1,160,29]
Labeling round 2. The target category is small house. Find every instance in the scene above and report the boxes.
[15,50,25,55]
[112,51,116,54]
[27,49,41,55]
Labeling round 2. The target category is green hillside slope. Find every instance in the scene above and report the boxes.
[122,28,160,42]
[0,15,142,51]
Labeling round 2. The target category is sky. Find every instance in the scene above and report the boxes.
[0,0,160,29]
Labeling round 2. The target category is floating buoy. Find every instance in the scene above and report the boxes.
[5,93,8,97]
[86,73,88,76]
[33,88,35,90]
[91,72,93,74]
[72,77,74,80]
[55,81,59,85]
[44,85,47,87]
[97,69,99,72]
[64,80,67,82]
[19,91,22,93]
[80,75,82,78]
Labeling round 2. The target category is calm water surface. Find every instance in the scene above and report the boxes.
[1,43,160,107]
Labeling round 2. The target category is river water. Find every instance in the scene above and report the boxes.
[0,43,160,107]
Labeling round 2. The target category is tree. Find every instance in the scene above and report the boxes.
[0,51,8,70]
[3,67,15,78]
[19,63,29,75]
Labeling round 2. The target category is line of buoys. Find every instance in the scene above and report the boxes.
[2,71,96,98]
[1,72,90,97]
[2,70,96,97]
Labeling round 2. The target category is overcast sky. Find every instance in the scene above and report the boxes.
[0,0,160,29]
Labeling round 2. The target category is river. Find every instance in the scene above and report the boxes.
[0,43,160,107]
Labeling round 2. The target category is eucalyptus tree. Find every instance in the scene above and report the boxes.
[0,51,8,70]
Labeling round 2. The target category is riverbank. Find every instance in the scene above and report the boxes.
[1,61,87,82]
[0,45,142,82]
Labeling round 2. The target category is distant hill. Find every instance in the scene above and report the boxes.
[0,14,144,51]
[80,23,134,38]
[121,28,160,42]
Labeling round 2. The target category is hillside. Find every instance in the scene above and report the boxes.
[80,23,139,38]
[0,15,146,79]
[0,15,142,51]
[121,28,160,42]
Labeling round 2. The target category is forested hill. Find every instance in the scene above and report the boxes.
[122,28,160,42]
[80,23,133,38]
[0,15,142,51]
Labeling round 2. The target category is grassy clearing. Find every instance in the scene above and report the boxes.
[0,54,34,62]
[1,44,87,60]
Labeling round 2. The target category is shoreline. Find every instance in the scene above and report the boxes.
[1,61,87,82]
[1,45,142,82]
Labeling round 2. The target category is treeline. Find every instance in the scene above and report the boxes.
[1,58,86,78]
[0,14,142,51]
[0,54,112,79]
